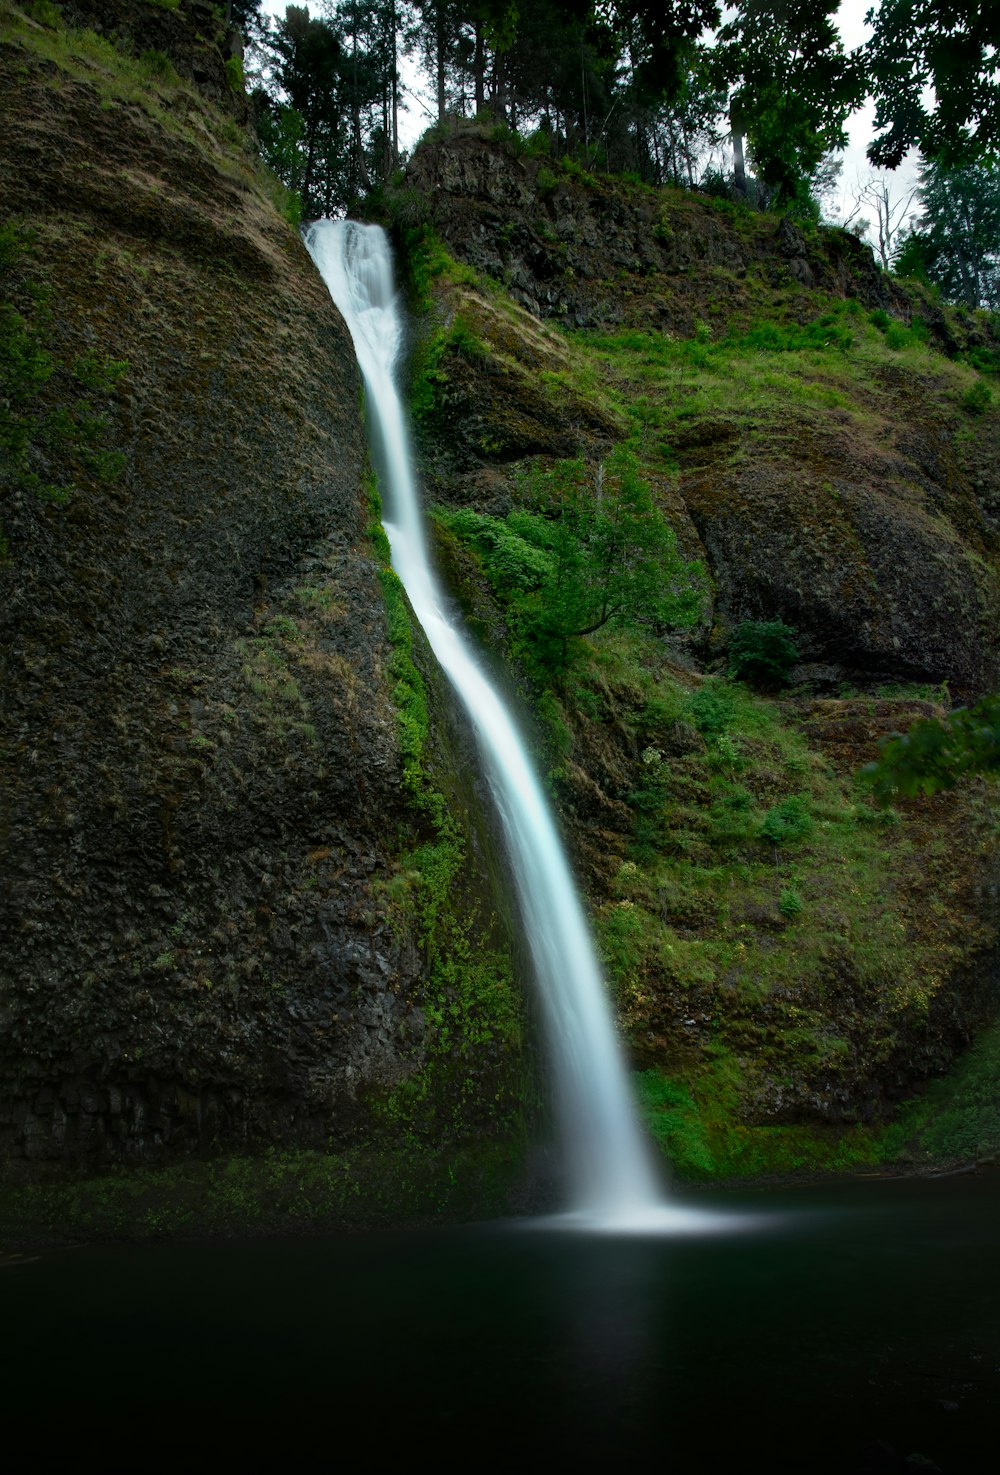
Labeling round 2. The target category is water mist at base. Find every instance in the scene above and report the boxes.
[306,219,731,1233]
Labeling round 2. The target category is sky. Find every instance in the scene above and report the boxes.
[255,0,920,233]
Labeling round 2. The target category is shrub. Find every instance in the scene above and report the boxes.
[760,796,813,846]
[536,166,559,198]
[779,887,804,918]
[434,450,706,680]
[962,380,992,416]
[728,619,800,688]
[225,55,245,93]
[140,50,177,81]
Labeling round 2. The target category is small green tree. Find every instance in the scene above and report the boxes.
[436,448,707,677]
[727,619,799,688]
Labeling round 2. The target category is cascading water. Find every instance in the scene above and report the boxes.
[307,219,685,1229]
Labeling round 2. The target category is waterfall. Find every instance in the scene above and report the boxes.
[306,219,670,1227]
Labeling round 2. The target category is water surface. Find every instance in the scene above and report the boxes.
[3,1172,997,1472]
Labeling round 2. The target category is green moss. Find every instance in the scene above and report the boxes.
[878,1017,1000,1165]
[225,54,244,94]
[365,473,529,1146]
[636,1061,881,1181]
[3,10,295,240]
[0,1142,526,1248]
[0,221,128,517]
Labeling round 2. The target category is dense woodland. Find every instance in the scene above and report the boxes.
[235,1,999,310]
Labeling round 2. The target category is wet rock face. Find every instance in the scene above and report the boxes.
[404,126,896,331]
[0,27,521,1169]
[682,429,1000,698]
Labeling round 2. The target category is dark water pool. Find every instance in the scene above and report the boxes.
[2,1172,998,1472]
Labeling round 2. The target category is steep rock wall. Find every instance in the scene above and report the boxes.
[0,9,526,1174]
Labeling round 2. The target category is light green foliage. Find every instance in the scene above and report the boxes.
[759,795,813,846]
[409,311,486,424]
[3,8,298,240]
[140,49,178,81]
[570,649,973,1177]
[434,449,706,678]
[962,380,992,415]
[536,166,559,198]
[867,307,930,352]
[24,0,62,24]
[862,690,1000,800]
[574,299,985,460]
[635,1063,879,1179]
[634,1071,715,1175]
[225,54,245,93]
[779,886,803,918]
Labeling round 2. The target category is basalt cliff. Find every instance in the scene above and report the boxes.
[0,1,527,1217]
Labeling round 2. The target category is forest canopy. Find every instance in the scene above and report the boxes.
[237,1,999,223]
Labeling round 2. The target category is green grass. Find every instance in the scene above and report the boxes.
[2,8,295,229]
[571,301,985,474]
[408,221,999,1176]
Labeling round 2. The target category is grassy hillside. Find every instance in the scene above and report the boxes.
[380,151,1000,1179]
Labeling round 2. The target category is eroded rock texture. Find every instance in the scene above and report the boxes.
[0,11,524,1171]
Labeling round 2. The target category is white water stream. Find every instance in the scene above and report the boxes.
[306,220,715,1230]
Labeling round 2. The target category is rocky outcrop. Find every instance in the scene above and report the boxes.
[404,124,899,331]
[388,129,1000,1146]
[0,9,526,1173]
[396,128,1000,700]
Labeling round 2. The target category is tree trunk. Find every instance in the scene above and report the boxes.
[436,1,447,121]
[391,0,399,168]
[473,17,485,114]
[730,100,747,196]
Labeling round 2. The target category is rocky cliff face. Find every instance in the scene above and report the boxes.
[0,7,526,1177]
[399,125,1000,701]
[381,125,1000,1162]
